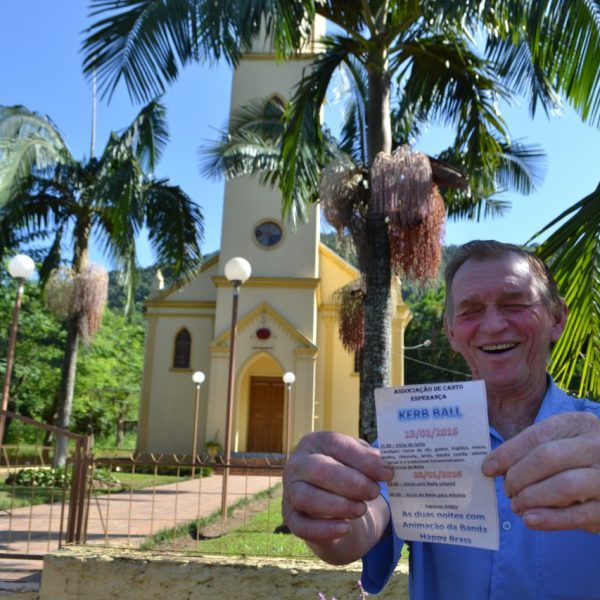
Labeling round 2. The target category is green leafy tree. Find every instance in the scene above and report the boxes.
[83,1,600,440]
[74,308,144,444]
[0,272,64,442]
[108,265,156,316]
[0,264,151,446]
[0,100,204,461]
[403,281,470,385]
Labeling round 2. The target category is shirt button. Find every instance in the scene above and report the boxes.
[502,521,512,531]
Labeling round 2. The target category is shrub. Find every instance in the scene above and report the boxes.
[5,466,121,488]
[5,467,69,487]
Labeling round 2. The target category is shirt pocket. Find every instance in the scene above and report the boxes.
[538,530,600,599]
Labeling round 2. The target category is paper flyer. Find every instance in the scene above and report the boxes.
[375,380,499,550]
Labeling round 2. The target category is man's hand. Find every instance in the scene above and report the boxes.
[282,431,394,564]
[482,412,600,532]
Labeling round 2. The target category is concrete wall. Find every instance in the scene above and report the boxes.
[39,548,408,600]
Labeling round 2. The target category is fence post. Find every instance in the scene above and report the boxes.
[66,435,92,543]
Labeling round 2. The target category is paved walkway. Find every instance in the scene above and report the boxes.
[0,471,280,582]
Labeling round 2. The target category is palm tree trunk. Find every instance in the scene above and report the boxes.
[53,315,80,467]
[367,66,392,162]
[360,212,392,441]
[359,59,393,441]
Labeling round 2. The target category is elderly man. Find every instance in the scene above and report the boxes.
[283,240,600,599]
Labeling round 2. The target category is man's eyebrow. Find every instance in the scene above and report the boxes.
[455,289,531,309]
[497,290,531,301]
[455,295,482,309]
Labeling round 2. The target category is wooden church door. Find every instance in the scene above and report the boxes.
[247,376,284,452]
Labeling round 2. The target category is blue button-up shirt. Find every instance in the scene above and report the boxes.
[362,379,600,599]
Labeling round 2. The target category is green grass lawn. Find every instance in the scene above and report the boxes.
[193,494,313,557]
[105,471,197,491]
[142,484,314,558]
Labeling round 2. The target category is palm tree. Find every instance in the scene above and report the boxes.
[200,90,542,442]
[82,1,600,440]
[0,100,204,462]
[530,182,600,400]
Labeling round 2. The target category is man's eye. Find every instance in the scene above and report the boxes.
[458,306,483,317]
[500,304,529,313]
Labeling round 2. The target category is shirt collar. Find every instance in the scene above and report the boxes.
[534,375,579,423]
[489,375,570,443]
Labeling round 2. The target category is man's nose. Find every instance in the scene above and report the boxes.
[479,306,509,332]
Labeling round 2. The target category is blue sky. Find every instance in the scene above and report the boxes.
[1,2,599,269]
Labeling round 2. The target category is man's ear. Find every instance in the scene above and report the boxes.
[550,300,568,343]
[444,315,459,351]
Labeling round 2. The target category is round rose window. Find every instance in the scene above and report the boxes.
[254,221,283,248]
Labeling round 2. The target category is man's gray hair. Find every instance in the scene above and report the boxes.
[444,240,564,319]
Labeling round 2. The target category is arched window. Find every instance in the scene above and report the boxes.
[173,329,191,369]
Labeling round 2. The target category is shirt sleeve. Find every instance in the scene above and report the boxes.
[361,482,404,594]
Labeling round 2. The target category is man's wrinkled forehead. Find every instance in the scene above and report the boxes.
[451,255,542,302]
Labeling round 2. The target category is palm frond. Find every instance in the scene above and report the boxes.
[485,0,600,126]
[38,231,65,288]
[199,97,284,181]
[0,105,67,145]
[0,105,71,206]
[433,133,544,222]
[83,0,201,102]
[530,182,600,398]
[281,34,362,222]
[443,188,511,221]
[143,181,204,278]
[485,37,561,119]
[83,0,315,102]
[106,99,169,172]
[201,129,281,182]
[493,138,546,196]
[336,56,368,165]
[96,205,140,315]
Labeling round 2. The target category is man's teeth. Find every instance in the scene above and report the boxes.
[481,343,516,352]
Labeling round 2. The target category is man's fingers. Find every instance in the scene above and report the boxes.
[293,453,381,503]
[479,412,600,532]
[288,480,369,520]
[502,434,600,498]
[296,431,394,483]
[282,431,394,553]
[483,412,600,478]
[510,467,600,514]
[520,500,600,533]
[283,509,352,542]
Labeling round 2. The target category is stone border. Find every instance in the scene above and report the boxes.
[39,547,409,599]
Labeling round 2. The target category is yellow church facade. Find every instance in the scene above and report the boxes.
[135,19,411,456]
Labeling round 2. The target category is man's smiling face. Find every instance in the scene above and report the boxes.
[444,254,567,395]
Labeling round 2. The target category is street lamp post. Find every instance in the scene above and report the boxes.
[191,371,205,479]
[221,257,251,519]
[283,372,296,460]
[1,255,36,444]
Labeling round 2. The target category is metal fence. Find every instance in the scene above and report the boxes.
[0,411,311,565]
[85,455,306,557]
[0,410,91,560]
